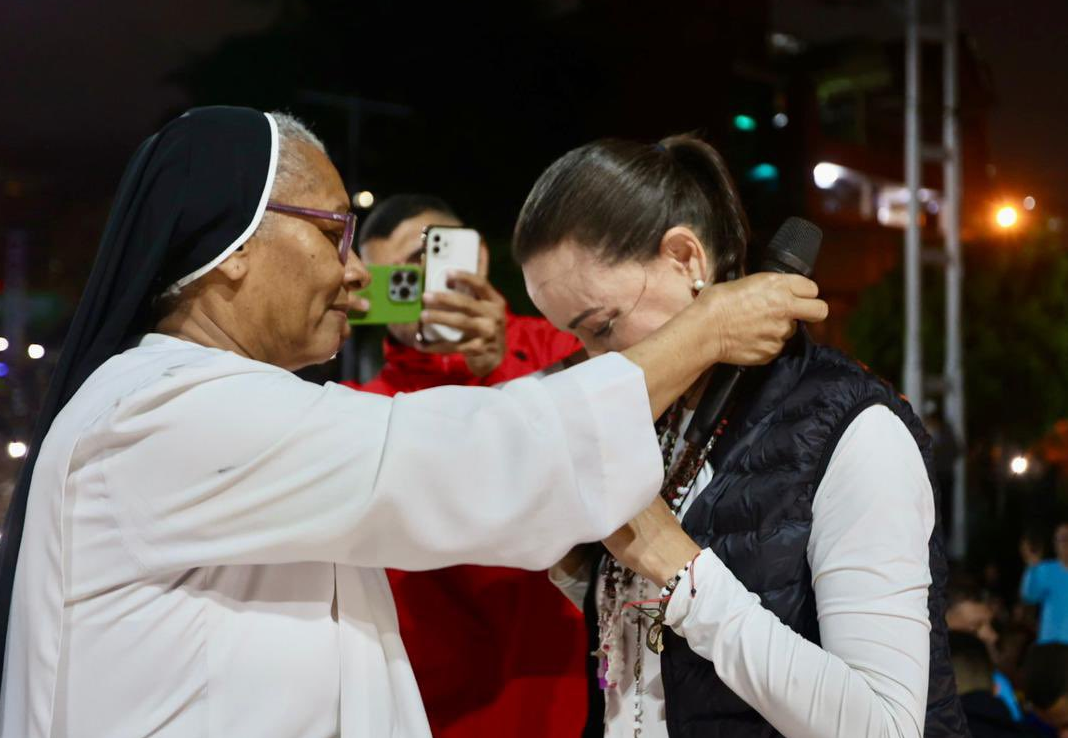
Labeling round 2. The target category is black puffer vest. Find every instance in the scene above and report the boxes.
[583,333,968,738]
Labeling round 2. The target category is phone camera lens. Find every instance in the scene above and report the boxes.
[433,234,441,243]
[405,272,419,285]
[432,246,440,254]
[399,286,411,300]
[391,271,403,285]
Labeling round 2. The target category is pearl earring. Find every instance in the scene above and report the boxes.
[692,278,707,292]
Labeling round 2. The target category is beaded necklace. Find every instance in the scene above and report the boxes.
[595,402,719,737]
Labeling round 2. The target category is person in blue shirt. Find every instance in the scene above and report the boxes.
[1021,523,1068,645]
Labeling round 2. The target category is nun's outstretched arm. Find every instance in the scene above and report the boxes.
[91,351,662,574]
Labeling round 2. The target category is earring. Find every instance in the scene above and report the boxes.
[692,278,707,292]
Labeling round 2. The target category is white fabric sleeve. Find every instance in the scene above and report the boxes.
[98,352,663,574]
[548,559,593,612]
[664,405,935,738]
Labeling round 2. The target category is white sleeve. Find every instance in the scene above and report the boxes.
[100,352,663,574]
[548,560,593,612]
[665,405,935,738]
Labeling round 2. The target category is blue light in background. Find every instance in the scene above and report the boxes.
[748,163,780,182]
[0,362,9,378]
[733,114,757,132]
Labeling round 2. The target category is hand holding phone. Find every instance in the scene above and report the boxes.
[420,226,481,343]
[348,264,423,325]
[419,271,508,377]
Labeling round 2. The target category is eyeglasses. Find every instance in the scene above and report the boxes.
[265,201,357,265]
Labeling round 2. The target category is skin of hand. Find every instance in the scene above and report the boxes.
[418,270,508,377]
[602,497,702,587]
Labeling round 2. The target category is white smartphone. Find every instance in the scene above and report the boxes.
[421,225,481,343]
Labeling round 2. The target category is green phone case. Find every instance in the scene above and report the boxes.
[348,264,424,325]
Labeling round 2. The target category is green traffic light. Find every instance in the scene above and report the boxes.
[733,114,757,132]
[748,163,779,182]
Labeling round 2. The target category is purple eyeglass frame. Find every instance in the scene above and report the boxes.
[265,201,357,265]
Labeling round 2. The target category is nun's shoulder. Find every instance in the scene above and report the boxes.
[78,337,353,437]
[48,338,393,485]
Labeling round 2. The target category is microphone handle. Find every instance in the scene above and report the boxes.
[683,364,744,446]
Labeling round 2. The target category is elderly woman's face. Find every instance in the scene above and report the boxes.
[239,142,367,370]
[523,240,696,357]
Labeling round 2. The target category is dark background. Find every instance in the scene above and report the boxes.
[2,0,1067,573]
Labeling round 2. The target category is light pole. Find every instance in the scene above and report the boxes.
[903,0,924,411]
[941,0,966,560]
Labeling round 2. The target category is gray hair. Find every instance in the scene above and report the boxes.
[270,111,326,197]
[154,111,330,311]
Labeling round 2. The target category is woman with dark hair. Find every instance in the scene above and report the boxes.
[514,135,968,738]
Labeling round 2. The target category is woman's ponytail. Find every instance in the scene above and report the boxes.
[660,134,750,282]
[513,133,749,284]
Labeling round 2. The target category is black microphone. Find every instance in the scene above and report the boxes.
[682,217,823,447]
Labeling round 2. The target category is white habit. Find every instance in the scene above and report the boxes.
[1,333,663,737]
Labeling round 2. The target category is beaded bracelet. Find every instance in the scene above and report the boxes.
[633,552,701,655]
[659,551,700,600]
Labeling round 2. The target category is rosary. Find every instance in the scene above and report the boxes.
[594,401,720,737]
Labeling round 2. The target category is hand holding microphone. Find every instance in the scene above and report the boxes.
[693,272,825,367]
[686,217,824,447]
[620,218,826,422]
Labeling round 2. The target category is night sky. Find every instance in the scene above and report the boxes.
[1,0,1065,224]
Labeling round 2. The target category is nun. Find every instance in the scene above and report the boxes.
[0,107,827,737]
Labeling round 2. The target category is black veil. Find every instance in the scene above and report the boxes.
[0,106,278,675]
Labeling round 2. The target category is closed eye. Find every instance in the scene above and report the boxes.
[592,317,615,338]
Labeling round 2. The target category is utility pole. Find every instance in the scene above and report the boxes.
[941,0,967,559]
[903,0,967,557]
[903,0,924,410]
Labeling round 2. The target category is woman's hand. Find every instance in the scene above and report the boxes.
[603,497,701,587]
[419,271,508,377]
[698,273,828,367]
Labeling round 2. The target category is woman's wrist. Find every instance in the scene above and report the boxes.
[673,295,726,370]
[650,536,702,588]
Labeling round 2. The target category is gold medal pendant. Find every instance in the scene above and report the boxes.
[646,621,664,654]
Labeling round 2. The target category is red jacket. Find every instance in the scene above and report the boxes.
[344,314,587,738]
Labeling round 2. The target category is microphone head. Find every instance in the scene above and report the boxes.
[761,217,822,277]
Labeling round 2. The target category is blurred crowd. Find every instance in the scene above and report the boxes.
[947,523,1068,736]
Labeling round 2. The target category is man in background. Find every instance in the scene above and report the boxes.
[946,578,1029,724]
[1021,524,1068,645]
[1023,644,1068,737]
[951,632,1044,737]
[351,194,582,391]
[345,194,587,737]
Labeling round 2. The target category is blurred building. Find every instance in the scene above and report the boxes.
[775,31,996,348]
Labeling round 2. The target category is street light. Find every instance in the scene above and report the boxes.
[995,205,1019,229]
[354,190,375,209]
[1009,455,1029,476]
[813,162,844,190]
[7,441,27,459]
[0,337,8,351]
[27,344,45,360]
